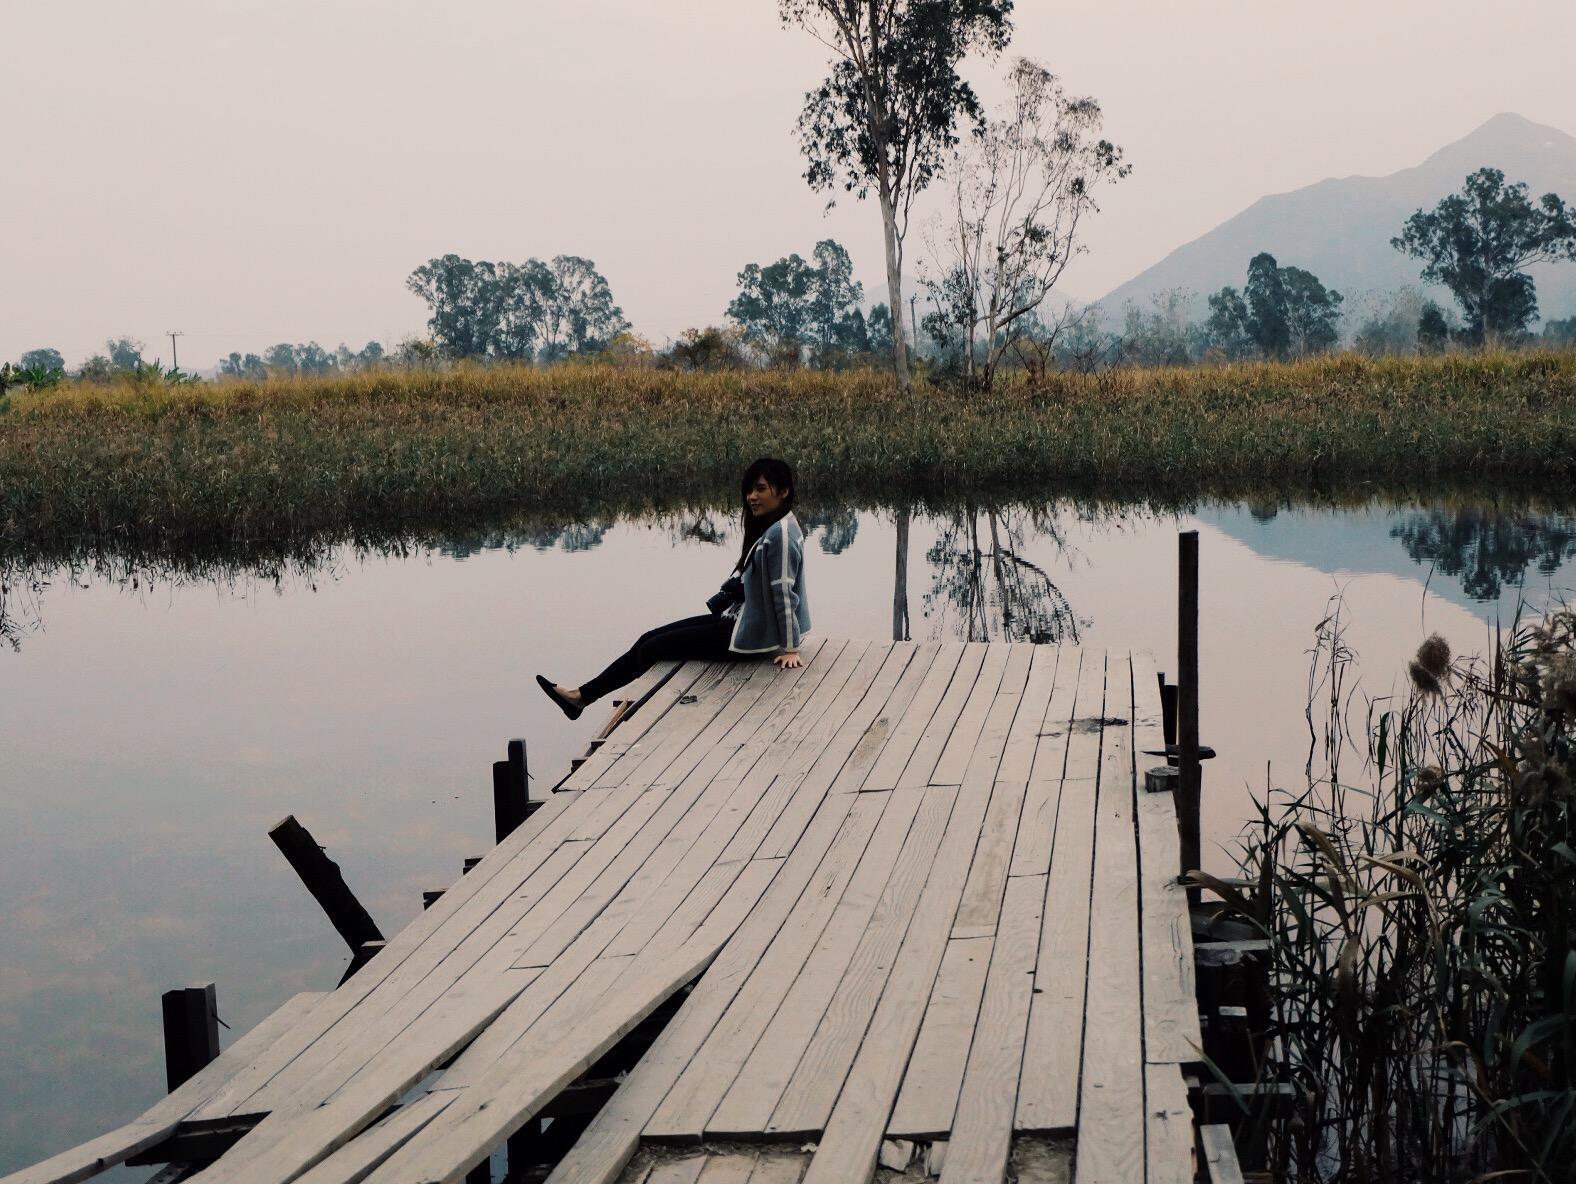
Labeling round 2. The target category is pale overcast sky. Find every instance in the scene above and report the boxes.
[3,0,1574,370]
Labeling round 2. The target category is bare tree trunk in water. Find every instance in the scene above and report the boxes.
[893,507,911,642]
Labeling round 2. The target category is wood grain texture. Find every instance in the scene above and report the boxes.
[1071,711,1144,1184]
[1144,1061,1195,1184]
[1129,652,1202,1066]
[767,784,957,1136]
[940,873,1046,1184]
[1016,655,1105,1133]
[885,934,993,1137]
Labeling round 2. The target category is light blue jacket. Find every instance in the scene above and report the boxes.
[729,513,811,654]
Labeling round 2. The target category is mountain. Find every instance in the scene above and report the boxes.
[1098,113,1576,325]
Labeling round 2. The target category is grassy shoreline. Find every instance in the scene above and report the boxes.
[2,351,1574,547]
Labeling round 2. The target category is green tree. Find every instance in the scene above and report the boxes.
[806,239,865,358]
[106,337,145,371]
[406,254,507,359]
[18,348,65,375]
[1544,315,1576,346]
[1244,252,1291,359]
[1280,265,1343,356]
[661,326,748,371]
[537,255,628,361]
[1418,302,1452,353]
[1392,167,1576,345]
[728,255,813,364]
[218,351,267,379]
[780,0,1014,390]
[1207,254,1340,359]
[1205,287,1254,359]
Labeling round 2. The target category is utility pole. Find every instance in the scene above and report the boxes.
[167,330,184,372]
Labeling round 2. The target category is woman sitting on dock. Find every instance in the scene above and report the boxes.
[537,456,811,720]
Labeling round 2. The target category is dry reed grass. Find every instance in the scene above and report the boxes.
[1,351,1573,546]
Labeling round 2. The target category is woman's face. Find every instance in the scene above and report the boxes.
[746,476,787,520]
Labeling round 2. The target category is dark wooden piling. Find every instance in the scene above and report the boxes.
[1178,531,1203,894]
[269,815,384,955]
[161,983,220,1091]
[493,739,531,844]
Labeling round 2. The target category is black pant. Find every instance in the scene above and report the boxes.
[580,614,737,704]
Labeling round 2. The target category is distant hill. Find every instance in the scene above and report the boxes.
[1098,113,1576,326]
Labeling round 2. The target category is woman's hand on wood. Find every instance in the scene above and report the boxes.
[774,650,802,670]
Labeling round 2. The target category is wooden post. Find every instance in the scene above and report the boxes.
[422,890,445,910]
[1178,531,1203,899]
[493,739,530,844]
[269,815,385,955]
[161,983,220,1091]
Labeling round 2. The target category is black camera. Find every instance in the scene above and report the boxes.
[706,575,745,616]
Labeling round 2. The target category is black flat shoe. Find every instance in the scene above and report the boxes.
[536,674,584,721]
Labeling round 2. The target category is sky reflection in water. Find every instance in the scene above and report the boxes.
[2,498,1574,1172]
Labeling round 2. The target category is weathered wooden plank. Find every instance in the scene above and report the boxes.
[883,652,1039,1139]
[543,782,874,1184]
[793,760,998,1184]
[191,781,605,1119]
[719,643,935,878]
[1199,1125,1244,1184]
[1129,652,1202,1066]
[861,644,967,792]
[754,642,915,859]
[994,646,1062,784]
[242,834,597,1114]
[0,992,324,1184]
[581,660,763,823]
[928,644,1016,786]
[694,1153,757,1183]
[1016,655,1106,1132]
[644,791,893,1139]
[444,855,782,1092]
[644,1157,707,1184]
[1010,645,1084,881]
[289,1092,454,1184]
[766,783,957,1136]
[892,645,988,789]
[950,779,1029,934]
[707,786,927,1135]
[598,640,862,961]
[363,937,729,1184]
[561,659,684,789]
[885,934,993,1138]
[940,873,1047,1184]
[1072,713,1144,1184]
[191,968,540,1184]
[588,660,725,789]
[744,1150,806,1184]
[1144,1061,1194,1184]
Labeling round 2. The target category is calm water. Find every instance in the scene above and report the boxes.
[3,498,1574,1172]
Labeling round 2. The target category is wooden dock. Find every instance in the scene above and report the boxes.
[8,639,1206,1184]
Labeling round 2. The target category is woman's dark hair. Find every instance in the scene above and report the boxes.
[735,457,796,571]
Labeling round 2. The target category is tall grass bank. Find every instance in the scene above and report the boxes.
[2,352,1574,546]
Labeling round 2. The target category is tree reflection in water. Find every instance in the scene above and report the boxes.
[1391,509,1576,600]
[923,506,1081,644]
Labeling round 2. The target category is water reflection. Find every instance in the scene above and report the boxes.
[1391,508,1576,601]
[6,494,1576,1172]
[7,500,1576,652]
[923,506,1083,643]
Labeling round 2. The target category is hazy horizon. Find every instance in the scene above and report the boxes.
[4,0,1574,370]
